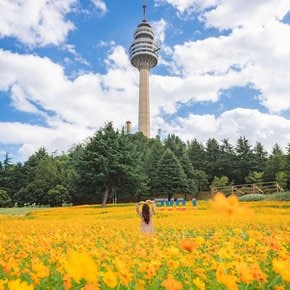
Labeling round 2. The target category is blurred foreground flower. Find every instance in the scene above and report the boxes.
[7,279,34,290]
[210,192,248,215]
[272,258,290,282]
[103,270,118,288]
[65,251,98,283]
[162,274,183,290]
[179,238,197,252]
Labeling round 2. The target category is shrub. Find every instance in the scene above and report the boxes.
[265,192,290,201]
[239,194,265,201]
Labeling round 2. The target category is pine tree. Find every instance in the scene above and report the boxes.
[155,148,187,200]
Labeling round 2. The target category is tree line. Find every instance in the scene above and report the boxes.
[0,122,289,207]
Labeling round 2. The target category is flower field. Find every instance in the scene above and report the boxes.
[0,196,289,290]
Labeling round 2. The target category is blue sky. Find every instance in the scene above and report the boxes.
[1,0,290,163]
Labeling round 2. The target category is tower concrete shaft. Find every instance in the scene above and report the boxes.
[129,2,159,138]
[139,68,150,136]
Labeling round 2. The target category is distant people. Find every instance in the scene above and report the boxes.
[136,200,156,234]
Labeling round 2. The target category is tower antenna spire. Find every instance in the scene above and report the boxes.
[143,0,146,21]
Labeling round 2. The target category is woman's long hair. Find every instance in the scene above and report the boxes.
[142,204,150,224]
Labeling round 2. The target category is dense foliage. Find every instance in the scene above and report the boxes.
[1,122,290,206]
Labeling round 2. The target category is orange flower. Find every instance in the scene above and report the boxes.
[264,235,281,251]
[250,263,267,282]
[179,238,197,252]
[236,262,254,283]
[162,274,183,290]
[83,281,100,290]
[210,192,245,215]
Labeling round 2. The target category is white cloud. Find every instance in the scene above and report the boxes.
[157,108,290,151]
[91,0,107,14]
[201,0,290,30]
[156,1,290,114]
[0,121,94,161]
[0,46,138,160]
[0,0,77,47]
[152,18,168,44]
[155,0,217,14]
[1,0,290,161]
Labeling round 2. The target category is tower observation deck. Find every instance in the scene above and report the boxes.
[129,0,159,138]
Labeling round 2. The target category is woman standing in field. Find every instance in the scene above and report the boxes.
[136,200,156,234]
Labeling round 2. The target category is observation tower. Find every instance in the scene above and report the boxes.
[129,0,159,138]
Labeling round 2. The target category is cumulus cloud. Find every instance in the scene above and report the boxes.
[0,0,77,46]
[157,0,290,114]
[156,108,290,151]
[1,0,290,162]
[0,46,138,161]
[0,121,94,161]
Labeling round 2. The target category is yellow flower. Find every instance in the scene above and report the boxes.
[119,270,133,286]
[7,279,34,290]
[136,279,146,290]
[65,252,98,283]
[273,258,290,282]
[31,258,49,279]
[192,277,205,290]
[195,236,205,246]
[162,274,183,290]
[103,270,118,288]
[216,265,238,290]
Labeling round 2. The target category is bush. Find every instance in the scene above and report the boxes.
[239,194,265,201]
[0,189,12,207]
[265,192,290,201]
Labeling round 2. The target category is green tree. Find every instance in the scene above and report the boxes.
[204,138,223,181]
[14,152,72,206]
[0,189,12,207]
[245,171,264,184]
[143,138,164,194]
[252,142,268,172]
[233,136,255,184]
[0,152,14,196]
[193,169,209,198]
[47,185,70,207]
[188,139,206,172]
[73,122,146,207]
[264,144,286,182]
[179,150,198,198]
[155,148,187,200]
[275,171,287,191]
[219,139,236,181]
[164,134,186,159]
[211,176,231,195]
